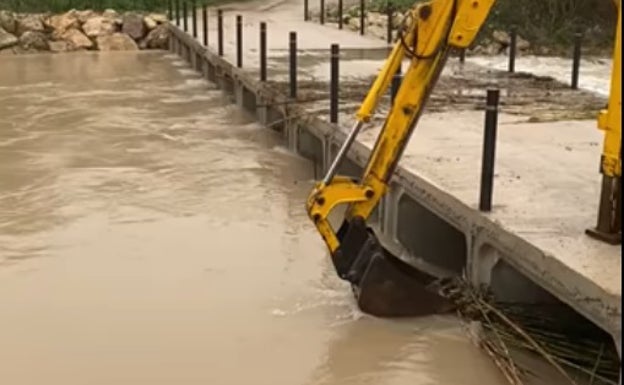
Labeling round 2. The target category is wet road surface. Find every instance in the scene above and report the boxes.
[0,51,507,385]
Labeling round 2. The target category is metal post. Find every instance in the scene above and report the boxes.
[175,0,180,26]
[260,22,267,81]
[338,0,343,29]
[390,73,402,104]
[217,9,223,56]
[359,0,365,35]
[320,0,325,24]
[386,2,393,44]
[479,89,500,212]
[289,32,297,99]
[168,0,173,21]
[192,0,197,38]
[459,48,466,64]
[508,29,516,73]
[202,5,208,46]
[571,32,582,89]
[304,0,309,21]
[236,15,243,68]
[183,0,188,32]
[330,44,339,124]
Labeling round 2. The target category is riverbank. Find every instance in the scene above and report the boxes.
[0,9,169,54]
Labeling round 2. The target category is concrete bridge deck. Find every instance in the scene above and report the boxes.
[173,0,621,360]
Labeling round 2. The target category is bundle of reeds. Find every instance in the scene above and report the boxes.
[429,276,620,385]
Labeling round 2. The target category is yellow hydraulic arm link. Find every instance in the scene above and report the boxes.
[306,0,496,263]
[586,1,621,245]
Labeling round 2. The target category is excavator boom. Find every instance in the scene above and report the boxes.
[306,0,496,316]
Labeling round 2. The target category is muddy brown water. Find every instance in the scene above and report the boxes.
[1,51,516,385]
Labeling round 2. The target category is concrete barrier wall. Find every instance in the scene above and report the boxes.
[167,27,621,360]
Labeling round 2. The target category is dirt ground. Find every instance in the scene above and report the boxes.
[266,58,607,124]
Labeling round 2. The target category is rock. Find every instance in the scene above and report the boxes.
[492,30,510,45]
[46,10,79,39]
[347,17,360,31]
[367,12,385,28]
[102,9,119,19]
[62,28,93,49]
[148,13,168,24]
[82,16,116,37]
[144,24,169,49]
[76,9,95,24]
[0,27,18,49]
[0,47,14,55]
[96,32,138,51]
[48,40,69,53]
[16,14,44,36]
[0,10,17,34]
[18,31,48,50]
[143,15,158,31]
[517,35,530,51]
[121,13,146,40]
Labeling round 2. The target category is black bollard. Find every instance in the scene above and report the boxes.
[260,22,267,81]
[330,44,339,124]
[390,73,402,104]
[183,0,188,32]
[202,4,208,46]
[168,0,173,21]
[289,32,297,99]
[508,29,516,73]
[175,0,180,26]
[386,3,393,44]
[459,48,466,64]
[304,0,309,21]
[359,0,365,35]
[571,32,582,89]
[217,9,223,56]
[236,15,243,67]
[479,89,500,212]
[338,0,343,29]
[192,0,197,38]
[320,0,325,25]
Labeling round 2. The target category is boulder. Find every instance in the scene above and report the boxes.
[102,9,119,19]
[96,32,139,51]
[48,40,69,53]
[0,10,17,34]
[0,27,18,49]
[18,30,48,50]
[148,13,168,24]
[16,14,44,36]
[367,12,385,28]
[492,30,510,45]
[75,9,95,24]
[121,13,146,40]
[62,28,93,49]
[144,15,158,30]
[517,35,530,51]
[46,10,79,39]
[144,24,169,49]
[82,15,116,37]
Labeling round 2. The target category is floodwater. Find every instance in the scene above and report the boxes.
[0,51,509,385]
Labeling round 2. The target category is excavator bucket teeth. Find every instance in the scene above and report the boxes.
[333,217,456,317]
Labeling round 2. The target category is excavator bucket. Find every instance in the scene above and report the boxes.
[333,217,455,317]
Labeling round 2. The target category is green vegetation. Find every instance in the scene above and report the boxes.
[367,0,617,54]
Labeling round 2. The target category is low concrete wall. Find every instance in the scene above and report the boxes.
[167,25,621,364]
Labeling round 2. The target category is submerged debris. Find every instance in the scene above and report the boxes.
[429,276,620,385]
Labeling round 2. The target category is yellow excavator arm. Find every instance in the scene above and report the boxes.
[305,0,621,316]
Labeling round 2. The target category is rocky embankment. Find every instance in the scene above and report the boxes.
[313,6,537,55]
[0,9,170,54]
